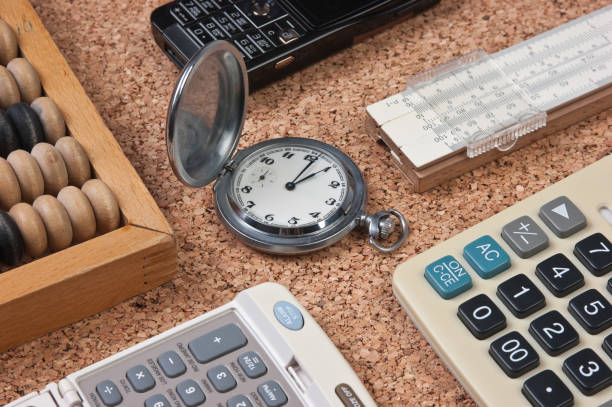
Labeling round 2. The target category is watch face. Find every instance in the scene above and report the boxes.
[232,143,348,228]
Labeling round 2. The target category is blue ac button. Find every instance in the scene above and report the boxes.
[273,301,304,331]
[463,235,511,279]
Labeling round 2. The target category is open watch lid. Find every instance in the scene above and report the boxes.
[166,41,248,187]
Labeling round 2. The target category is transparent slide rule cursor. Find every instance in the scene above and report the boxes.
[366,5,612,189]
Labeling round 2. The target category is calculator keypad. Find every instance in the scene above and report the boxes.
[79,312,298,407]
[568,289,612,334]
[497,274,546,318]
[522,370,574,407]
[574,233,612,276]
[489,331,539,378]
[536,253,584,297]
[562,348,612,395]
[501,216,549,259]
[528,311,579,356]
[457,294,506,339]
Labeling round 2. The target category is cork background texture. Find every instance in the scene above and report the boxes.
[1,0,611,406]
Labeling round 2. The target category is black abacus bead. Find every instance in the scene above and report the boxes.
[0,210,24,266]
[7,102,45,152]
[0,110,20,158]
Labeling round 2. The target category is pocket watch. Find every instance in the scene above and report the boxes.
[166,41,407,254]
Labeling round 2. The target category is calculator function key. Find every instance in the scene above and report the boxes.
[604,334,612,359]
[145,394,172,407]
[528,310,579,356]
[574,233,612,276]
[522,370,573,407]
[170,5,195,25]
[497,274,545,318]
[539,196,586,238]
[188,323,247,363]
[536,253,584,297]
[238,351,268,378]
[568,288,612,334]
[227,395,253,407]
[424,255,472,299]
[457,294,506,339]
[126,365,155,393]
[463,235,511,279]
[96,380,123,407]
[157,350,187,378]
[501,216,549,259]
[177,379,206,407]
[257,381,288,407]
[489,331,539,378]
[207,365,237,393]
[563,348,612,395]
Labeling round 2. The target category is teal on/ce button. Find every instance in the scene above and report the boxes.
[463,235,511,279]
[424,255,472,299]
[273,301,304,330]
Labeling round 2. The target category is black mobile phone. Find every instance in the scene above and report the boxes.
[151,0,439,91]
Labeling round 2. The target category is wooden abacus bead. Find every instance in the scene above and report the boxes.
[33,194,72,252]
[54,136,90,187]
[0,210,24,266]
[0,66,20,109]
[81,179,120,234]
[31,97,66,144]
[0,19,18,65]
[8,202,47,257]
[30,142,68,195]
[0,110,20,158]
[57,186,95,243]
[7,102,45,151]
[6,58,42,103]
[6,149,43,203]
[0,157,20,210]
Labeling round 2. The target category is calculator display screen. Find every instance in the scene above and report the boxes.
[285,0,386,27]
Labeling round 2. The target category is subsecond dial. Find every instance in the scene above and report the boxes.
[232,145,348,228]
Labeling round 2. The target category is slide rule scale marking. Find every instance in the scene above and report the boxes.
[367,5,612,169]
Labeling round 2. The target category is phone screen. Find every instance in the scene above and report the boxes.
[285,0,385,27]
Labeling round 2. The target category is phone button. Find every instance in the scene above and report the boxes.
[278,29,299,45]
[274,56,295,69]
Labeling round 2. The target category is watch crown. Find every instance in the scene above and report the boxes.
[377,217,395,240]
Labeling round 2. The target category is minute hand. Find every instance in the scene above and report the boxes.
[293,166,331,185]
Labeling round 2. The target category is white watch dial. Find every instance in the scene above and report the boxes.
[232,144,348,228]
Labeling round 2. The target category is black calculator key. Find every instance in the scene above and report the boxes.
[189,323,247,363]
[126,364,155,393]
[574,233,612,276]
[536,253,584,297]
[248,31,275,52]
[238,351,268,378]
[457,294,506,339]
[604,334,612,359]
[489,331,539,378]
[96,380,123,406]
[522,370,573,407]
[563,348,612,395]
[226,9,253,31]
[158,350,187,378]
[212,12,239,36]
[234,34,261,58]
[227,395,254,407]
[258,381,288,407]
[146,394,172,407]
[529,311,579,356]
[177,379,206,407]
[202,19,228,40]
[186,23,214,46]
[196,0,217,13]
[568,289,612,334]
[208,365,237,393]
[497,274,546,318]
[180,1,206,19]
[170,5,195,25]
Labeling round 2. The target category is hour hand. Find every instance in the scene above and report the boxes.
[286,166,331,190]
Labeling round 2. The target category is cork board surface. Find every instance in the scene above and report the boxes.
[1,0,611,405]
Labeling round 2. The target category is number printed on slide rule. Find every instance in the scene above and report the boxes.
[367,5,612,169]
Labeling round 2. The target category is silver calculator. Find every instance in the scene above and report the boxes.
[7,283,374,407]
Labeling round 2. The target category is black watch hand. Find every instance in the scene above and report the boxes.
[290,159,316,184]
[293,166,331,185]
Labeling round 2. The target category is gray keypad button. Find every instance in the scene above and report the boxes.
[177,379,206,406]
[95,380,123,406]
[227,394,254,407]
[126,364,155,393]
[158,351,187,378]
[501,216,549,258]
[189,323,247,363]
[539,196,587,238]
[207,365,237,393]
[145,394,171,407]
[238,351,267,378]
[258,381,288,407]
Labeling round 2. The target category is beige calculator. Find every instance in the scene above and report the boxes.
[394,155,612,406]
[7,283,374,407]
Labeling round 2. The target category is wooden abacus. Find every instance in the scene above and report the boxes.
[0,1,176,352]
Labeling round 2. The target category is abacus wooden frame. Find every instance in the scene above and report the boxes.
[0,0,177,352]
